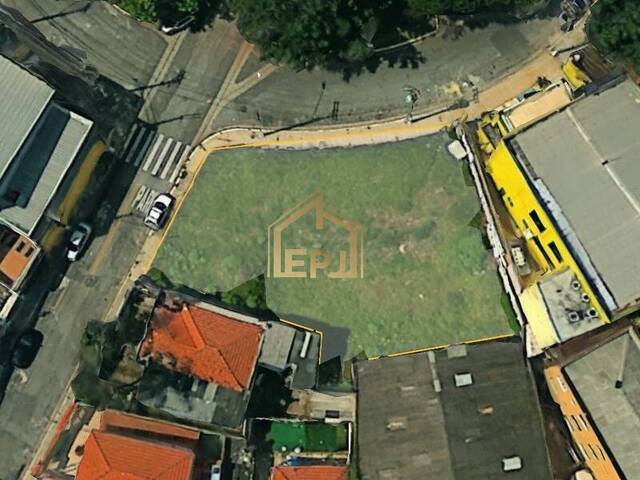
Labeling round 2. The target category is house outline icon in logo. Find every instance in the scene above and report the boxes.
[267,191,364,279]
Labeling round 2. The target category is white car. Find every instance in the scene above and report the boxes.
[66,223,92,262]
[209,464,221,480]
[144,193,175,231]
[160,15,195,35]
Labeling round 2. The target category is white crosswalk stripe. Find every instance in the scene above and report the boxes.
[161,141,182,180]
[120,124,191,184]
[133,131,156,167]
[151,138,174,176]
[121,124,139,154]
[170,145,191,185]
[143,133,165,171]
[122,127,146,164]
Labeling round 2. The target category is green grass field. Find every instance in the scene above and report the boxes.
[154,135,511,358]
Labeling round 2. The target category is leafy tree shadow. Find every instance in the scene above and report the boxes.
[328,44,426,83]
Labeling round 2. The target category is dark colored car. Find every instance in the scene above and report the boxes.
[11,329,43,369]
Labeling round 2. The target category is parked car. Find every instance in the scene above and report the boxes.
[66,223,92,262]
[209,463,221,480]
[160,15,195,35]
[144,193,175,231]
[11,329,43,369]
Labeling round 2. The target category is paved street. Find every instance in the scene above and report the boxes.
[1,0,567,142]
[214,15,561,129]
[0,168,150,479]
[0,0,166,89]
[139,19,245,143]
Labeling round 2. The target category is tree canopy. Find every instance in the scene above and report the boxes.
[406,0,536,15]
[117,0,221,25]
[232,0,386,70]
[590,0,640,67]
[118,0,542,69]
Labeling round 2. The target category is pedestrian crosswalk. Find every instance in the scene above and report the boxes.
[121,124,191,184]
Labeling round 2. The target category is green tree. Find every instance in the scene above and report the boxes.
[407,0,535,15]
[220,275,267,310]
[118,0,222,25]
[232,0,387,70]
[590,0,640,67]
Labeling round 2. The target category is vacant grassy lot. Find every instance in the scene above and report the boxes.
[154,135,511,358]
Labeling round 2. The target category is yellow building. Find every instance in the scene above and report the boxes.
[485,78,640,348]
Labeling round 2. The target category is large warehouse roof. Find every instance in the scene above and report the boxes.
[510,79,640,311]
[0,55,54,177]
[356,338,553,480]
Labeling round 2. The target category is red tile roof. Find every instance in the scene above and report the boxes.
[76,431,194,480]
[140,304,263,392]
[272,466,348,480]
[100,410,200,441]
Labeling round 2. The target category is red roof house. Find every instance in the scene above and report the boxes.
[99,409,200,441]
[76,430,194,480]
[139,304,263,392]
[271,466,348,480]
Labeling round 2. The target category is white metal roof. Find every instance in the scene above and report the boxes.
[0,55,54,178]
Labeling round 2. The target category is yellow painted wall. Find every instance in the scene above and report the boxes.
[41,140,106,253]
[519,284,559,348]
[545,366,621,480]
[563,59,591,91]
[486,141,609,322]
[57,141,107,224]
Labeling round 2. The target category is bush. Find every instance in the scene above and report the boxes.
[117,0,157,22]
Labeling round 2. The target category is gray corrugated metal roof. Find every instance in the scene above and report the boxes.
[357,352,455,480]
[0,55,54,177]
[356,339,553,480]
[0,105,92,234]
[511,79,640,310]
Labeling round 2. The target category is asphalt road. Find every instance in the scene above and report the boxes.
[139,18,245,143]
[0,177,149,480]
[0,0,166,89]
[214,15,562,129]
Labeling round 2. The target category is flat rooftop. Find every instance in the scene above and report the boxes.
[509,79,640,312]
[356,338,553,480]
[538,268,602,342]
[565,328,640,478]
[0,105,92,234]
[0,55,54,177]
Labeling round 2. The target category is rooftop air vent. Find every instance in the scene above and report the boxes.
[571,280,581,291]
[454,373,473,387]
[585,308,598,320]
[567,311,581,323]
[502,456,522,472]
